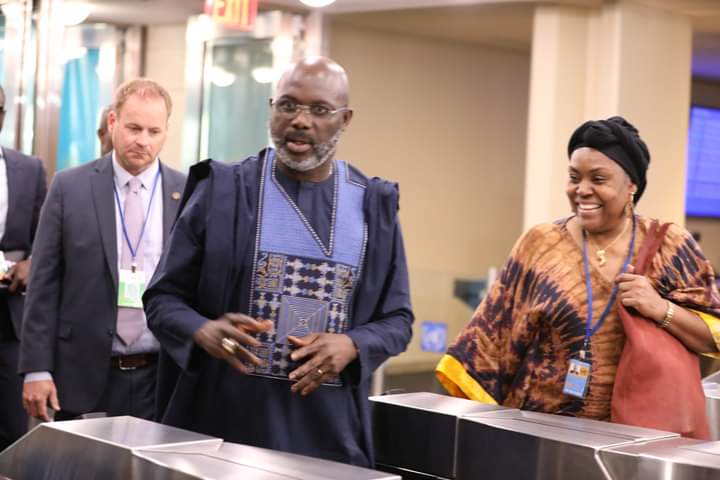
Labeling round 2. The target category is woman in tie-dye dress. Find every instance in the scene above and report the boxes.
[436,117,720,421]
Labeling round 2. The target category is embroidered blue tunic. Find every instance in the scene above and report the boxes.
[144,149,414,467]
[248,153,367,384]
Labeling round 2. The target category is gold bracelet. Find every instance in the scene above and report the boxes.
[659,301,674,329]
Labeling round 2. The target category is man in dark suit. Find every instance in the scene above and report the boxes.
[0,85,47,450]
[19,79,185,422]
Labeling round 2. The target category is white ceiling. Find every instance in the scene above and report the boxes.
[84,0,720,80]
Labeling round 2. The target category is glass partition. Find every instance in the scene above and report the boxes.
[55,24,117,170]
[200,37,273,163]
[183,11,308,169]
[0,0,34,152]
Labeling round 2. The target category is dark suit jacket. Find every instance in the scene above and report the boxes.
[19,154,186,414]
[1,148,47,337]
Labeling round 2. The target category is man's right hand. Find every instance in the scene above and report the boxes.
[23,380,60,421]
[192,313,272,374]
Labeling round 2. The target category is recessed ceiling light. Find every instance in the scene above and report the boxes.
[299,0,336,8]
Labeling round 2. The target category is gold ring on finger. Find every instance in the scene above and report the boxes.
[221,337,240,355]
[316,368,324,377]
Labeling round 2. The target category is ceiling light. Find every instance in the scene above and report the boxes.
[251,67,276,84]
[299,0,336,7]
[210,67,236,88]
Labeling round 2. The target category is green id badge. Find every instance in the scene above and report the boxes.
[118,268,145,308]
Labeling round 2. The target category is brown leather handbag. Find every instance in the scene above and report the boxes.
[611,220,710,439]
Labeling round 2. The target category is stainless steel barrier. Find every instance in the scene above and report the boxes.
[370,392,511,479]
[599,437,720,479]
[703,370,720,385]
[704,382,720,440]
[0,416,400,480]
[0,416,219,480]
[370,392,720,480]
[457,410,678,480]
[134,442,401,480]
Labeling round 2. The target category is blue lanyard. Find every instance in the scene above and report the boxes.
[580,214,636,355]
[112,169,161,269]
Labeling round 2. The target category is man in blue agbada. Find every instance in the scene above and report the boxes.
[144,56,414,467]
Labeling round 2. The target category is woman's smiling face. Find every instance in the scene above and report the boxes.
[567,147,636,234]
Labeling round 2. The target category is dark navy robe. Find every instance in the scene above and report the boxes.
[144,149,414,467]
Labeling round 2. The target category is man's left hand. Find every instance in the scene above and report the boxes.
[6,259,31,293]
[288,333,357,396]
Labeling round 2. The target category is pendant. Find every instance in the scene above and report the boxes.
[596,250,606,267]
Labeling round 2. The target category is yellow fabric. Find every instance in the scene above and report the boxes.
[435,354,497,405]
[694,309,720,359]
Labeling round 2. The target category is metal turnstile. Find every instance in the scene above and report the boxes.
[370,392,720,479]
[133,442,401,480]
[703,381,720,440]
[456,410,679,480]
[370,392,512,479]
[0,416,219,479]
[0,416,400,480]
[600,436,720,479]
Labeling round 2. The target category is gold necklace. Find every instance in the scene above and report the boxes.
[586,218,629,267]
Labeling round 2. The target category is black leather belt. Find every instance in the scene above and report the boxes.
[110,353,158,370]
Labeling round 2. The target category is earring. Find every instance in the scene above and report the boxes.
[626,190,636,217]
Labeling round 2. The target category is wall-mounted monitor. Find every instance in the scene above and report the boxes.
[687,105,720,218]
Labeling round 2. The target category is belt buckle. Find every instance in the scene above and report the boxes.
[117,356,137,371]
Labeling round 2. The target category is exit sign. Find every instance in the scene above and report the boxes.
[205,0,258,31]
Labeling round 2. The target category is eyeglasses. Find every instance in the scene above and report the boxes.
[270,98,350,119]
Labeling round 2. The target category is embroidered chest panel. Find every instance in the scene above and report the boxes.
[246,153,367,385]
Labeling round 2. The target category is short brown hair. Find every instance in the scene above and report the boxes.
[113,78,172,117]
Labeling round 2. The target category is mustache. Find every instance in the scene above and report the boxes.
[283,131,314,145]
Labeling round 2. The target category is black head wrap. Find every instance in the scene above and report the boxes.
[567,116,650,203]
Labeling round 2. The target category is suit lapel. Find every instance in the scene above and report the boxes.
[2,148,19,246]
[160,162,182,243]
[90,155,118,286]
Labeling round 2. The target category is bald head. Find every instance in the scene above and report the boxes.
[276,56,350,106]
[270,56,353,180]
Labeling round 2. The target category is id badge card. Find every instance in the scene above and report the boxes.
[562,358,592,398]
[118,269,145,308]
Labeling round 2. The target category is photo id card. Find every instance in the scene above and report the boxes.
[562,358,592,399]
[118,268,145,308]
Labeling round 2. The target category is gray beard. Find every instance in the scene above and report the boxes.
[272,130,342,173]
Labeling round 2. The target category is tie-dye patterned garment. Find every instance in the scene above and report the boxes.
[437,215,720,420]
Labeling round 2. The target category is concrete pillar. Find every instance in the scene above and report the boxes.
[523,1,692,230]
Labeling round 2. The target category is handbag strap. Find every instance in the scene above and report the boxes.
[633,219,671,275]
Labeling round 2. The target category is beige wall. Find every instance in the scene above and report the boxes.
[687,78,720,270]
[141,17,717,373]
[145,24,187,171]
[329,23,530,372]
[524,2,693,230]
